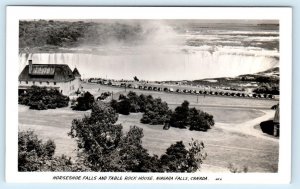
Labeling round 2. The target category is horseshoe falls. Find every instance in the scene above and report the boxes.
[19,22,279,81]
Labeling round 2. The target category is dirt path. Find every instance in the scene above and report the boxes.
[216,109,278,142]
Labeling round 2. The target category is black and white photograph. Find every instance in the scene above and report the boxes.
[6,7,292,184]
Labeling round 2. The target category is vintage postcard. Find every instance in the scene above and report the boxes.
[6,7,292,184]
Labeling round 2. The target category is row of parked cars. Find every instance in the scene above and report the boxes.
[91,81,275,99]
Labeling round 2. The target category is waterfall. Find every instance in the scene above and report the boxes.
[19,51,278,81]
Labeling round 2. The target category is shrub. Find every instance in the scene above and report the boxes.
[228,163,248,173]
[70,102,123,171]
[160,141,189,172]
[117,126,162,172]
[169,101,190,128]
[18,130,56,171]
[160,139,206,172]
[169,101,214,131]
[119,94,127,100]
[18,130,90,172]
[140,98,172,125]
[112,92,171,119]
[72,91,95,111]
[253,83,279,95]
[117,98,131,115]
[110,99,119,110]
[189,108,214,131]
[19,86,69,110]
[138,94,154,112]
[97,92,111,101]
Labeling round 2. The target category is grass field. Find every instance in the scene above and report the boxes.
[18,84,279,173]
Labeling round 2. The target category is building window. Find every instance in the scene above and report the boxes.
[54,82,56,85]
[26,81,28,84]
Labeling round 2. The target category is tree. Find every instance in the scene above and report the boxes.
[97,92,111,101]
[169,101,214,131]
[69,102,162,172]
[69,101,207,172]
[18,130,90,172]
[110,99,118,110]
[72,91,95,111]
[127,91,140,112]
[117,126,161,172]
[117,98,131,115]
[18,86,69,110]
[140,98,172,125]
[160,141,189,172]
[138,94,154,112]
[169,100,190,128]
[160,139,206,172]
[188,108,214,131]
[18,130,56,171]
[70,102,123,171]
[253,83,279,95]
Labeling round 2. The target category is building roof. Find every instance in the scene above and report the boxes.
[19,64,76,82]
[72,67,81,77]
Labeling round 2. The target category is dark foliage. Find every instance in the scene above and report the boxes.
[69,102,156,171]
[111,92,172,125]
[69,102,206,172]
[260,120,279,137]
[18,130,56,171]
[169,101,214,131]
[271,104,278,109]
[169,101,190,128]
[18,86,69,110]
[72,91,95,111]
[18,130,90,172]
[110,99,119,110]
[140,98,172,125]
[188,108,214,131]
[160,139,206,172]
[97,92,111,100]
[253,83,279,95]
[19,20,144,52]
[119,94,127,100]
[126,91,141,112]
[116,98,131,115]
[255,76,278,83]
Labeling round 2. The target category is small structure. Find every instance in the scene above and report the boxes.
[19,60,81,96]
[273,104,280,137]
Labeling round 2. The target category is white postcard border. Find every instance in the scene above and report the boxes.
[6,6,292,184]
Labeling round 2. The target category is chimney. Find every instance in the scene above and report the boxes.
[28,60,32,74]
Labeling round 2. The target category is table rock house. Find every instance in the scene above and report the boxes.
[19,60,81,96]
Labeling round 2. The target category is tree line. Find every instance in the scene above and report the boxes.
[110,91,214,132]
[18,87,215,132]
[19,20,144,51]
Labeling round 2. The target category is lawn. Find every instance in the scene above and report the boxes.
[18,82,279,173]
[18,101,278,173]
